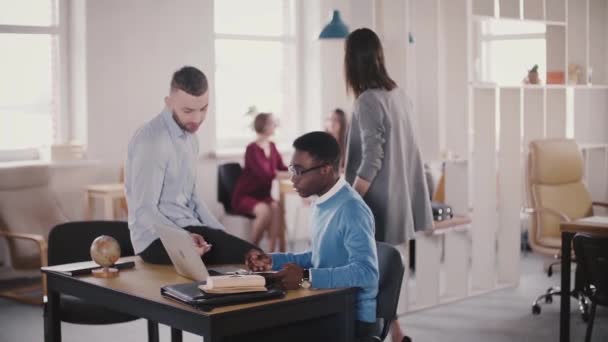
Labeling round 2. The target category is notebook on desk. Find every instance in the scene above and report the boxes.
[161,281,285,312]
[47,259,135,276]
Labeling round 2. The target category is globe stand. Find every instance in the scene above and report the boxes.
[92,266,119,278]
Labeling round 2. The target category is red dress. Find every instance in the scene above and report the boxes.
[231,142,288,215]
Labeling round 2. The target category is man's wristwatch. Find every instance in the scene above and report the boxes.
[300,269,311,289]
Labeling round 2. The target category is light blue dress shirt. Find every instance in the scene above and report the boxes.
[125,110,224,254]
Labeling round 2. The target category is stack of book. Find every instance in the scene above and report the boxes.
[200,274,267,294]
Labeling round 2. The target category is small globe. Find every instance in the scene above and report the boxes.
[90,235,121,267]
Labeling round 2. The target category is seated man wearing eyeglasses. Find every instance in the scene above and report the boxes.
[245,131,379,342]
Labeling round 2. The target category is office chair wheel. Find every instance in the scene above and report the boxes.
[545,295,553,304]
[532,304,541,315]
[576,294,590,322]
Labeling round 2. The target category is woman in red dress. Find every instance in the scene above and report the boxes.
[231,113,288,251]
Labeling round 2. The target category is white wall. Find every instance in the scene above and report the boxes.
[305,0,375,132]
[74,0,219,209]
[71,0,445,212]
[84,0,216,164]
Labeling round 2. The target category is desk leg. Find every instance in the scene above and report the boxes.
[171,328,183,342]
[147,321,159,342]
[43,290,60,342]
[337,295,356,342]
[560,232,573,342]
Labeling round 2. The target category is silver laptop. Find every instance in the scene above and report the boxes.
[155,224,210,282]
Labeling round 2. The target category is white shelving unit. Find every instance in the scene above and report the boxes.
[499,0,521,18]
[546,88,568,137]
[383,0,608,316]
[464,0,608,306]
[589,0,608,85]
[523,0,545,20]
[498,87,522,285]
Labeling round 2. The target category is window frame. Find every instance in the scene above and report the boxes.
[213,0,298,150]
[0,0,68,160]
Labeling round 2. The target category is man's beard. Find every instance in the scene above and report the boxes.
[172,112,201,133]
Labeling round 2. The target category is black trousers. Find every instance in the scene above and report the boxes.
[139,226,259,266]
[355,320,378,342]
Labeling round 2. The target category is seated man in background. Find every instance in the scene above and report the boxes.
[245,131,379,342]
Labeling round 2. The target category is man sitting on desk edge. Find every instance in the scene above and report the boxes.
[245,131,379,342]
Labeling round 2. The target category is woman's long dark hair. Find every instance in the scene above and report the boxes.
[344,28,396,98]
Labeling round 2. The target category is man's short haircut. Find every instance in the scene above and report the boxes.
[293,131,340,170]
[170,66,208,96]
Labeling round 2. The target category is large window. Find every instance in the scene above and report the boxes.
[214,0,297,149]
[0,0,65,156]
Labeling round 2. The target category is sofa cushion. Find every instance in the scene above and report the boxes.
[0,164,50,190]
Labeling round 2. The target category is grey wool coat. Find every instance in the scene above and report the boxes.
[345,88,434,245]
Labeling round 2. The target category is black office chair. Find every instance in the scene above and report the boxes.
[218,163,253,218]
[374,242,411,342]
[573,234,608,342]
[45,221,162,342]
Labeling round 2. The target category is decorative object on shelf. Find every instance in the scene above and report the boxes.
[546,71,565,84]
[568,64,581,84]
[524,64,541,84]
[90,235,121,278]
[408,32,414,44]
[318,10,349,39]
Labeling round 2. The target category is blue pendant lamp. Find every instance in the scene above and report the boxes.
[318,10,349,39]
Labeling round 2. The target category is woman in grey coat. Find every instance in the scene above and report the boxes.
[344,28,434,342]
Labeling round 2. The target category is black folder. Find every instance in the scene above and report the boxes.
[161,282,285,312]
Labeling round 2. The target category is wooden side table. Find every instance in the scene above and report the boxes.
[277,179,295,252]
[84,183,126,220]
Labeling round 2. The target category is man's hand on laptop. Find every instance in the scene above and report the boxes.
[190,233,212,256]
[245,249,272,272]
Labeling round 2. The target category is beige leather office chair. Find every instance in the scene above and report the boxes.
[527,138,608,317]
[0,164,67,305]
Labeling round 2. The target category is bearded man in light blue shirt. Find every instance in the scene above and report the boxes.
[125,66,256,265]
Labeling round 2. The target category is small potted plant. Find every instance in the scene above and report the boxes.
[525,65,540,84]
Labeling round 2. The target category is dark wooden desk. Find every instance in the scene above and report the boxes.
[42,257,356,342]
[560,218,608,342]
